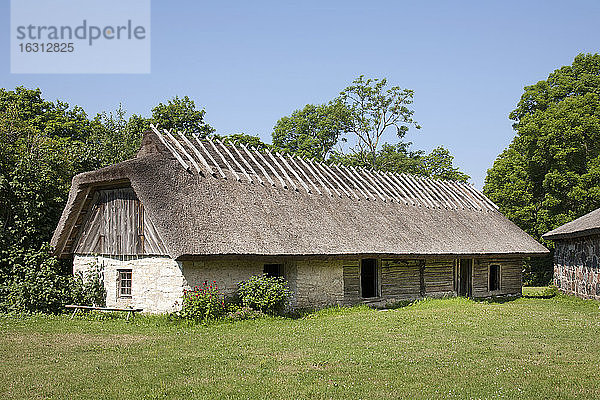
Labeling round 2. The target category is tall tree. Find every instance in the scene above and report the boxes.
[150,96,214,137]
[484,53,600,284]
[272,101,350,161]
[337,75,420,167]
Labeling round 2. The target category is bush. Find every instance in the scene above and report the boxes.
[71,261,106,307]
[226,306,265,321]
[0,246,74,314]
[237,275,291,315]
[179,281,226,322]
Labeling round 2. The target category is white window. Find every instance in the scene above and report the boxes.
[118,269,132,298]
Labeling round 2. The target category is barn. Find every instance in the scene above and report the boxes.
[51,129,548,313]
[543,208,600,300]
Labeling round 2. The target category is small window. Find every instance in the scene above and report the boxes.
[361,259,378,298]
[264,264,283,278]
[489,265,500,291]
[118,269,132,298]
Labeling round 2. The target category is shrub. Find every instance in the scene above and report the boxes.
[71,261,106,307]
[180,281,226,322]
[0,246,77,314]
[226,306,265,321]
[237,275,291,315]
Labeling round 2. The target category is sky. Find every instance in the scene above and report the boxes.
[2,0,600,188]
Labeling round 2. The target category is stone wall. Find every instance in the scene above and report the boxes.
[73,254,185,313]
[554,235,600,300]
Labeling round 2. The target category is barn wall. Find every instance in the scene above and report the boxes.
[73,254,184,313]
[554,235,600,300]
[472,257,522,297]
[294,260,345,308]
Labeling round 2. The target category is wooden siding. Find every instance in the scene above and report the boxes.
[473,257,523,297]
[381,260,422,298]
[74,188,168,256]
[424,259,454,295]
[343,266,360,305]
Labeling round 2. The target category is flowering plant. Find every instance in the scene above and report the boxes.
[180,280,225,322]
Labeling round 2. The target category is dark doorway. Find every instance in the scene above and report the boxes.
[458,259,472,297]
[489,264,500,291]
[361,259,378,298]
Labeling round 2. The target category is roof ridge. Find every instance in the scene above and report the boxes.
[148,125,498,212]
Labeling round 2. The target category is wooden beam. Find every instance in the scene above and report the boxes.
[297,157,332,196]
[397,174,434,208]
[177,130,215,176]
[218,139,252,183]
[371,170,405,204]
[254,148,286,188]
[335,165,369,200]
[350,166,386,202]
[150,125,191,172]
[288,156,321,195]
[277,153,311,194]
[325,164,359,199]
[266,150,297,191]
[165,131,201,174]
[361,168,395,202]
[320,163,353,198]
[309,160,342,197]
[209,139,240,181]
[193,135,226,179]
[241,144,274,186]
[338,164,372,200]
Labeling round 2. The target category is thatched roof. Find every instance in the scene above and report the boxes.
[543,208,600,240]
[51,129,548,259]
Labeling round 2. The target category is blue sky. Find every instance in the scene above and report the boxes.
[2,0,600,187]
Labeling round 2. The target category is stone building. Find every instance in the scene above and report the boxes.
[543,208,600,300]
[51,129,548,313]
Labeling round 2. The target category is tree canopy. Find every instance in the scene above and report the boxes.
[150,95,214,137]
[484,53,600,284]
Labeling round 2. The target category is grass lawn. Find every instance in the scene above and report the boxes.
[1,292,600,399]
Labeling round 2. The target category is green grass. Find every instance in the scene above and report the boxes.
[2,293,600,399]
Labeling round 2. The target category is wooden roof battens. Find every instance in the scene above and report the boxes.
[388,172,421,206]
[350,166,387,202]
[193,135,227,179]
[254,148,287,189]
[460,182,494,210]
[217,139,252,183]
[320,163,355,198]
[399,174,436,208]
[241,144,275,187]
[288,156,321,195]
[372,170,407,205]
[362,168,396,203]
[150,125,191,172]
[177,130,215,177]
[441,180,473,210]
[338,164,371,200]
[308,159,342,197]
[277,153,311,194]
[333,165,369,200]
[329,165,361,200]
[167,131,202,174]
[409,175,442,208]
[209,139,240,182]
[449,181,482,210]
[267,150,297,191]
[420,177,453,209]
[381,171,413,206]
[476,188,499,211]
[230,142,263,185]
[297,157,332,196]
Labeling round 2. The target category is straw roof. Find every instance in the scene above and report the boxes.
[543,208,600,240]
[51,128,548,259]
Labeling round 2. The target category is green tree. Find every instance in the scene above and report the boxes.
[331,142,469,182]
[150,96,214,136]
[272,101,350,161]
[337,75,420,167]
[484,53,600,284]
[214,133,270,151]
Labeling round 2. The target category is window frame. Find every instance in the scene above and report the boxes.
[263,263,284,278]
[117,269,132,299]
[488,264,501,292]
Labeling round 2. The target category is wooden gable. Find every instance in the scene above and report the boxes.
[74,188,168,256]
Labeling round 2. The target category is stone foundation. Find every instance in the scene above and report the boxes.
[553,235,600,300]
